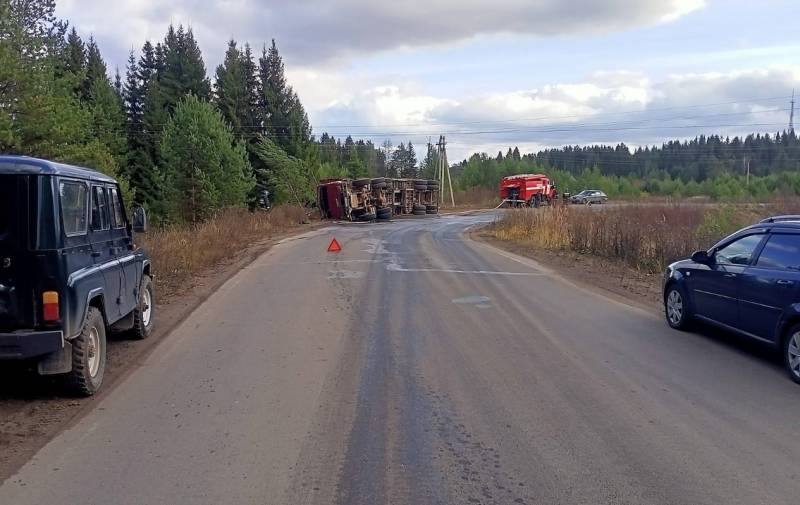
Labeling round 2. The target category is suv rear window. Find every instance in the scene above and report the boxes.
[60,181,88,236]
[756,234,800,271]
[0,176,16,239]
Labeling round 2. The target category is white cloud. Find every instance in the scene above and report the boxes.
[57,0,706,68]
[308,67,800,160]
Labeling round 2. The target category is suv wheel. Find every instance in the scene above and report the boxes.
[131,275,154,339]
[665,284,692,330]
[783,325,800,384]
[68,307,106,396]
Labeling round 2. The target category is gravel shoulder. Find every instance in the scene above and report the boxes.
[0,221,322,482]
[472,229,664,316]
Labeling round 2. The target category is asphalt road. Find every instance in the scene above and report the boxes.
[2,212,799,505]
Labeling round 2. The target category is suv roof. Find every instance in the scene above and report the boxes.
[0,155,116,183]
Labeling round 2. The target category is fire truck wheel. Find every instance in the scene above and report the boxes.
[358,212,376,221]
[353,178,370,188]
[373,182,388,189]
[371,178,386,185]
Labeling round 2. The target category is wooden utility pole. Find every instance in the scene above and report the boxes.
[436,135,454,207]
[744,157,750,186]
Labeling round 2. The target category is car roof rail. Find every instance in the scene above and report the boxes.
[759,215,800,223]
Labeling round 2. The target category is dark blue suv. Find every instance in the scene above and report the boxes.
[0,156,154,395]
[663,216,800,384]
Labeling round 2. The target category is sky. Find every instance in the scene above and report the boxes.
[57,0,800,161]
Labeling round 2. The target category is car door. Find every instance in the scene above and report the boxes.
[89,185,121,322]
[689,233,765,328]
[739,232,800,342]
[107,185,138,317]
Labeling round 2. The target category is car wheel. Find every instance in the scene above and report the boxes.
[783,325,800,384]
[68,307,106,396]
[131,275,154,340]
[665,284,692,330]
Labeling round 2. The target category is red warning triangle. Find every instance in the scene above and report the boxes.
[327,237,342,253]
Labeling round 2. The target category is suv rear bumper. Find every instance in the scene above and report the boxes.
[0,330,64,359]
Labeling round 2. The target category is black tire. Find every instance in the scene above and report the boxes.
[782,324,800,384]
[68,307,106,396]
[426,209,437,214]
[352,178,370,188]
[664,283,692,331]
[377,211,392,221]
[373,182,388,189]
[130,275,154,340]
[371,178,386,185]
[413,210,426,216]
[414,185,428,191]
[358,212,376,221]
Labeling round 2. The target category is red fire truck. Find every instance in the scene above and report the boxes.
[499,174,558,207]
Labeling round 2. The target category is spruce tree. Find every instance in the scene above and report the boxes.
[82,37,107,101]
[63,27,85,91]
[214,40,248,137]
[258,39,289,151]
[160,25,211,109]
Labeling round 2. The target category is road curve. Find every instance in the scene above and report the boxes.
[1,211,799,505]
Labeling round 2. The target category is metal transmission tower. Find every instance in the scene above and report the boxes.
[790,89,796,134]
[435,135,455,207]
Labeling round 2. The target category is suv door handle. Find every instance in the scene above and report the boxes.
[776,279,795,286]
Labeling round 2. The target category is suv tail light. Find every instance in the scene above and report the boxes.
[43,291,59,322]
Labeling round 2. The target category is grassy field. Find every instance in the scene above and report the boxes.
[489,200,800,274]
[139,206,310,298]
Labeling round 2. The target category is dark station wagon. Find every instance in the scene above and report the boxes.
[663,216,800,384]
[0,156,154,395]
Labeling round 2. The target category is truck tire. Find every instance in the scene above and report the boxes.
[352,178,370,188]
[130,275,154,340]
[68,307,106,396]
[359,212,376,221]
[377,208,392,220]
[373,182,388,189]
[371,178,386,185]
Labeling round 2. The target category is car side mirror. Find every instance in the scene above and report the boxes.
[691,250,711,264]
[132,206,148,233]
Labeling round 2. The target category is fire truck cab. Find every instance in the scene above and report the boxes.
[499,174,558,207]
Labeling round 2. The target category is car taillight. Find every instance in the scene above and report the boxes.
[43,291,59,322]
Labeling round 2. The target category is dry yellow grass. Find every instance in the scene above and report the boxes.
[139,206,310,297]
[491,202,800,274]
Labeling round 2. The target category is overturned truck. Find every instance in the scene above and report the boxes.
[318,178,440,222]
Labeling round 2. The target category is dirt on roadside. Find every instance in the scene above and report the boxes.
[0,221,322,482]
[474,230,665,315]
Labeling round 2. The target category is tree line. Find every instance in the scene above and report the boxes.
[0,0,435,224]
[456,132,800,200]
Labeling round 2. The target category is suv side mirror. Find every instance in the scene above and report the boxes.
[132,206,148,233]
[691,250,711,264]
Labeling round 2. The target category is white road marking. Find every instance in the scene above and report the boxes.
[452,296,491,305]
[386,263,543,276]
[328,270,366,279]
